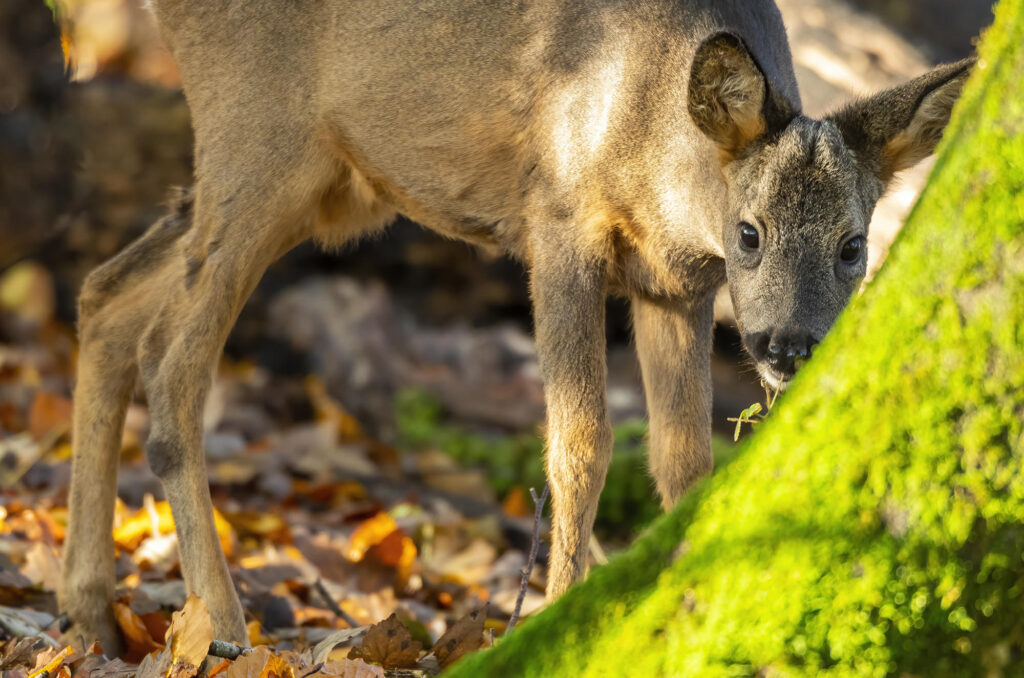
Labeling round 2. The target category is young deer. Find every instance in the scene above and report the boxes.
[60,0,971,653]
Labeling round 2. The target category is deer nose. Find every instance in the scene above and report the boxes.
[765,332,818,376]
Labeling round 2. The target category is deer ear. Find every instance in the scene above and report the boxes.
[688,31,795,162]
[828,58,973,185]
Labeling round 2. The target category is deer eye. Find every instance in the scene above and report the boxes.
[840,235,866,263]
[739,222,759,251]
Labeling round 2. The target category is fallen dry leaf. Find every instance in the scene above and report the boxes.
[314,659,384,678]
[345,514,398,563]
[0,638,43,671]
[223,511,290,541]
[367,530,417,585]
[85,657,138,678]
[224,645,296,678]
[431,606,486,670]
[28,392,72,442]
[311,627,369,665]
[113,500,235,558]
[112,602,163,663]
[168,594,215,670]
[207,659,232,677]
[20,542,61,590]
[502,486,531,518]
[347,614,422,669]
[26,646,72,678]
[135,648,171,678]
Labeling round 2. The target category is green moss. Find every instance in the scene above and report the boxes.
[447,1,1024,675]
[396,388,734,537]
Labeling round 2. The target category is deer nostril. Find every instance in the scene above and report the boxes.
[766,342,788,370]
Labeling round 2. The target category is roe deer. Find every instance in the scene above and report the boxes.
[59,0,971,653]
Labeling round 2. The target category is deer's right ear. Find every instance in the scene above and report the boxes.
[687,32,794,163]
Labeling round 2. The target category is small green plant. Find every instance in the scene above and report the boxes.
[726,382,782,441]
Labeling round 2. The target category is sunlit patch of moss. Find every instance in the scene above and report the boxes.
[448,1,1024,675]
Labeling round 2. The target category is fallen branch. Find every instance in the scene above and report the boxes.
[313,578,362,629]
[506,483,549,633]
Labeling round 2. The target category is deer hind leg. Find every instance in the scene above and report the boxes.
[61,192,194,654]
[136,185,314,643]
[136,136,392,642]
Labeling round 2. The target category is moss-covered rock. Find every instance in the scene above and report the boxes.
[447,0,1024,675]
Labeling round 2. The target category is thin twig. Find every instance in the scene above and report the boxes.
[207,639,251,660]
[313,578,361,628]
[506,483,549,633]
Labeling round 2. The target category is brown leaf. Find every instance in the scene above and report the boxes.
[314,659,384,678]
[112,602,163,663]
[20,542,61,590]
[0,638,44,671]
[28,392,72,441]
[82,657,138,678]
[348,614,422,669]
[135,648,171,678]
[167,662,200,678]
[167,595,214,670]
[431,606,486,670]
[224,646,295,678]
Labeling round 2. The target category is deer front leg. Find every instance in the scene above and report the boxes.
[531,241,612,600]
[632,293,715,509]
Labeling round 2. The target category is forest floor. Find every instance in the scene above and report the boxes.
[0,261,743,677]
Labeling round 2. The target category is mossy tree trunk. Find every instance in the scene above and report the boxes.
[449,1,1024,675]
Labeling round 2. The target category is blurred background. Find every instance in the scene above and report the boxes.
[0,0,998,651]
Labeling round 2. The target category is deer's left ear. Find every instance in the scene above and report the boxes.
[828,58,974,186]
[687,31,797,163]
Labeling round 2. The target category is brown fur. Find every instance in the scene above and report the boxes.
[60,0,971,652]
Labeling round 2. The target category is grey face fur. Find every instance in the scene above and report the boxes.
[688,31,972,390]
[724,118,872,389]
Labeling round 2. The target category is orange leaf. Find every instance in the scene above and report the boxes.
[27,646,72,678]
[305,376,364,442]
[168,594,215,669]
[113,602,163,663]
[348,614,422,669]
[223,511,290,541]
[502,487,531,518]
[207,659,232,677]
[345,514,398,562]
[247,620,274,646]
[369,533,417,586]
[224,645,295,678]
[28,392,72,441]
[112,500,235,557]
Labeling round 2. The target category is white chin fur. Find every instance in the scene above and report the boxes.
[758,365,791,393]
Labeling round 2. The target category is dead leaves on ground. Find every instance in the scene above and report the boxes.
[168,595,215,673]
[0,264,550,677]
[429,606,486,671]
[347,614,421,669]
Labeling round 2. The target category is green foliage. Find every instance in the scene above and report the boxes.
[447,1,1024,675]
[396,388,732,537]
